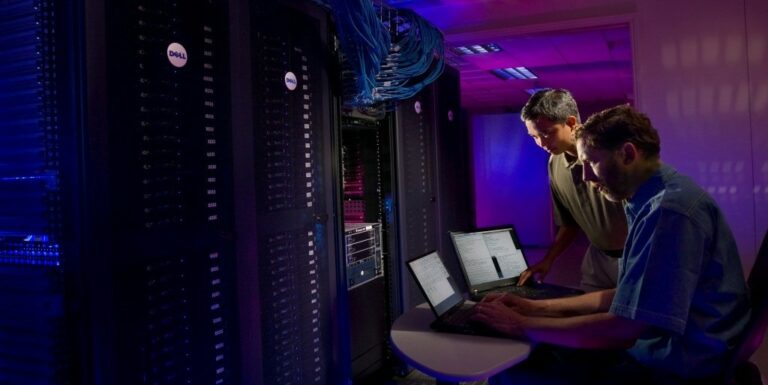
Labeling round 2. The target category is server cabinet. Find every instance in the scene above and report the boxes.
[1,1,240,384]
[0,1,76,384]
[95,1,240,384]
[341,115,399,382]
[236,3,344,385]
[432,66,471,288]
[394,87,439,310]
[394,67,470,311]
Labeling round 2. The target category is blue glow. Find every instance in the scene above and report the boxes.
[0,0,62,269]
[314,223,326,252]
[0,238,62,266]
[384,194,394,224]
[471,113,553,245]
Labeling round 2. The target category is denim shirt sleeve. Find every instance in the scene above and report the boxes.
[611,204,706,335]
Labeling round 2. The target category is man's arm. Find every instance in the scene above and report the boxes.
[473,292,647,349]
[483,289,616,317]
[524,312,648,349]
[518,225,580,285]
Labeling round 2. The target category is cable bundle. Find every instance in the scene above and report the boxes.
[329,0,391,106]
[327,0,444,108]
[373,5,444,102]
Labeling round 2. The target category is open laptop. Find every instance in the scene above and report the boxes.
[450,226,584,301]
[406,251,503,337]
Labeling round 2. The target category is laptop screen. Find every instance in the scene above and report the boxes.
[406,251,464,316]
[450,227,528,289]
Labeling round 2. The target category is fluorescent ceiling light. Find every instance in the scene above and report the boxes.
[457,47,473,55]
[491,66,538,80]
[490,68,513,80]
[452,43,502,55]
[515,67,537,79]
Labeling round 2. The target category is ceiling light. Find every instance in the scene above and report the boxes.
[514,67,537,79]
[491,66,538,80]
[490,68,513,80]
[451,43,502,56]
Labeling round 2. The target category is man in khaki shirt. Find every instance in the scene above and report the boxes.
[517,89,627,291]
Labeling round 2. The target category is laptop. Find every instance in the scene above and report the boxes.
[406,251,503,337]
[450,226,584,301]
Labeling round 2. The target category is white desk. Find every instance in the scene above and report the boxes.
[390,303,531,384]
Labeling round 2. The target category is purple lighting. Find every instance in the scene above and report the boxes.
[471,113,553,246]
[382,1,633,112]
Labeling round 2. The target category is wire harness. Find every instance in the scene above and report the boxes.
[321,0,445,108]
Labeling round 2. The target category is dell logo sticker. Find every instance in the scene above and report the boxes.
[167,42,188,68]
[284,72,298,91]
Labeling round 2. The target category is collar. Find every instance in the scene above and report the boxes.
[625,164,671,218]
[562,152,580,170]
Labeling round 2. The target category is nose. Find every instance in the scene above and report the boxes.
[582,164,598,183]
[536,136,552,150]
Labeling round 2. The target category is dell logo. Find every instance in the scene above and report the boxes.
[285,71,298,91]
[167,42,188,68]
[168,50,186,59]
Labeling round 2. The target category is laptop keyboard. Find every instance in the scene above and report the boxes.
[498,285,549,299]
[442,306,474,327]
[436,305,506,337]
[483,282,584,300]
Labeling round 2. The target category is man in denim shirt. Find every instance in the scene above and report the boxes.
[472,105,750,384]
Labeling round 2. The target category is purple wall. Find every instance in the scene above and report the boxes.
[633,0,765,272]
[470,113,553,246]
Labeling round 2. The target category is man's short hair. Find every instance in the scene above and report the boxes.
[577,104,661,158]
[520,88,581,123]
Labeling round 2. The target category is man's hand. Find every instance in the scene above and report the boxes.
[480,293,545,316]
[471,300,528,339]
[517,259,553,286]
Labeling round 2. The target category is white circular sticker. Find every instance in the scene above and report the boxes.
[414,101,422,114]
[166,42,188,68]
[284,72,298,91]
[448,110,454,121]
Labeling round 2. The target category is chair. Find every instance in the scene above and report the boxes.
[728,230,768,385]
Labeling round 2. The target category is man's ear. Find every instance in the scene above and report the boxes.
[620,142,637,165]
[565,115,578,129]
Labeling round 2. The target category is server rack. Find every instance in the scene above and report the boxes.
[393,67,470,311]
[0,1,75,384]
[2,1,241,384]
[431,66,471,289]
[236,2,345,385]
[393,87,439,310]
[1,2,468,384]
[339,66,471,383]
[93,1,240,384]
[340,114,400,382]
